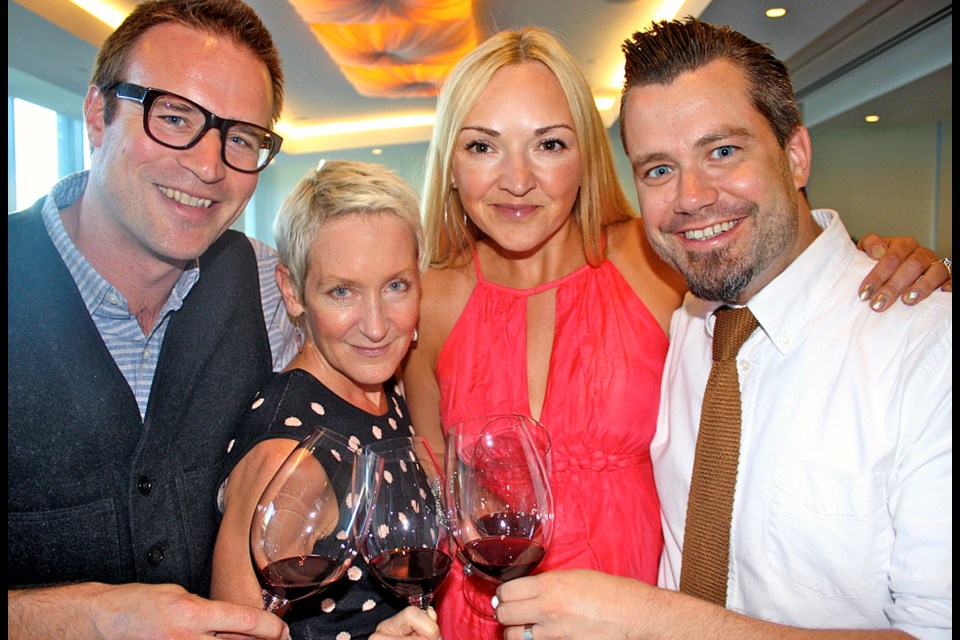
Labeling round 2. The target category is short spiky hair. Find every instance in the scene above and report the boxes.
[92,0,284,125]
[619,17,800,148]
[274,160,425,301]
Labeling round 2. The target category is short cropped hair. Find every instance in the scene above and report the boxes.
[274,160,425,300]
[620,17,801,148]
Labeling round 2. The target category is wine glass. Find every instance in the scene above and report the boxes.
[360,436,453,609]
[250,428,368,613]
[444,415,554,618]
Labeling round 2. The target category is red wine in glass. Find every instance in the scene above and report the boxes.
[250,428,368,613]
[360,437,453,609]
[367,547,453,601]
[445,415,554,618]
[257,553,347,603]
[460,537,546,582]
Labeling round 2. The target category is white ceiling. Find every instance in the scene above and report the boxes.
[8,0,952,156]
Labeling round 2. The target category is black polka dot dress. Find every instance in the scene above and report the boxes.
[223,369,414,640]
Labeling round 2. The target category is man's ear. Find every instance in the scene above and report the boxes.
[83,85,107,149]
[785,125,812,190]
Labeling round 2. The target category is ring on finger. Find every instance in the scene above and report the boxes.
[939,257,952,277]
[523,623,535,640]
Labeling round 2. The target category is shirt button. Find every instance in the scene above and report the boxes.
[738,360,751,372]
[143,349,151,359]
[147,545,164,566]
[137,475,152,495]
[106,293,120,305]
[778,335,790,348]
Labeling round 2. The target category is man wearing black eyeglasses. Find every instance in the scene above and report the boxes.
[7,2,294,638]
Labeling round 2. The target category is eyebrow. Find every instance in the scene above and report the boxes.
[631,126,753,171]
[459,123,575,137]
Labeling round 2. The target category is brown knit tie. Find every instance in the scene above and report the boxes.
[679,306,759,606]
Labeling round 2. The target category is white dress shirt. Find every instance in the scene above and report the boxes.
[653,210,952,639]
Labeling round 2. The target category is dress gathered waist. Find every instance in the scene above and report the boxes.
[553,450,652,473]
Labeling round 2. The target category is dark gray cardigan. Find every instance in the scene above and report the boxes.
[8,200,272,596]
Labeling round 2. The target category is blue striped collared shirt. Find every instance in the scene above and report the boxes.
[39,171,296,419]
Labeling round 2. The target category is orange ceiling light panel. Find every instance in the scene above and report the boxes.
[289,0,478,98]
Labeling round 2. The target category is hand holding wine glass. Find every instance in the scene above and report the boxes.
[250,428,368,613]
[445,415,554,617]
[361,436,453,610]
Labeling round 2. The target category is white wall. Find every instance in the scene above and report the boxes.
[808,120,952,257]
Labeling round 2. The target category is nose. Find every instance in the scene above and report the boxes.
[675,167,718,213]
[180,129,227,183]
[497,151,535,196]
[359,296,388,343]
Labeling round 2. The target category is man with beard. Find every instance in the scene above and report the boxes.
[492,17,951,640]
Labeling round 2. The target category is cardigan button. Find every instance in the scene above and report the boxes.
[137,475,152,495]
[146,545,164,566]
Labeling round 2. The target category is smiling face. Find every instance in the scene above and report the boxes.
[83,22,273,265]
[622,59,815,303]
[451,61,582,258]
[284,212,421,395]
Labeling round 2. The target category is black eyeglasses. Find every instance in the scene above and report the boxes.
[109,82,282,174]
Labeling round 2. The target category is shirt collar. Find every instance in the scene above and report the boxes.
[40,171,201,322]
[745,209,857,355]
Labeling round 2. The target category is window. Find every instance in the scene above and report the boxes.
[9,97,90,211]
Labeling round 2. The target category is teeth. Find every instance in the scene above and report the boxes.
[684,219,737,240]
[159,186,212,209]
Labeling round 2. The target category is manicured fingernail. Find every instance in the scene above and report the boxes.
[871,246,887,260]
[903,290,920,304]
[491,594,500,609]
[859,285,874,301]
[870,294,888,311]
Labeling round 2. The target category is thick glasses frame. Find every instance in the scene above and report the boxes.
[108,82,283,173]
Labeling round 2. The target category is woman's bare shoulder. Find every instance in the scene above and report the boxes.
[606,218,687,333]
[419,263,476,335]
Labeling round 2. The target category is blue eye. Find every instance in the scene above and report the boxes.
[645,165,672,179]
[330,285,349,298]
[712,145,736,159]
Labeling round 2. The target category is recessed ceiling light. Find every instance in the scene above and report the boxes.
[766,8,788,18]
[865,115,880,123]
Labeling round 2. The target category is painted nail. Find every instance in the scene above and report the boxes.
[859,285,874,301]
[871,245,887,260]
[870,294,888,311]
[903,290,920,304]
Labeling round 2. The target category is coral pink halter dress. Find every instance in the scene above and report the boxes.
[435,251,667,639]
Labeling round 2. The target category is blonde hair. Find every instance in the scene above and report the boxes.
[274,160,424,300]
[422,27,635,269]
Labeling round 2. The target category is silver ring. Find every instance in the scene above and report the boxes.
[940,257,952,277]
[523,623,535,640]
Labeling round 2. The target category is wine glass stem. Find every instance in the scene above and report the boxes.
[261,590,289,613]
[409,594,434,610]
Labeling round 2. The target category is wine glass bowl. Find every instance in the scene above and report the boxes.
[250,428,367,613]
[361,436,453,609]
[445,415,553,616]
